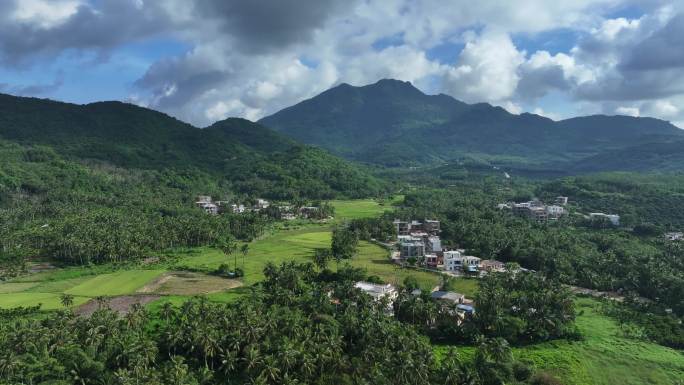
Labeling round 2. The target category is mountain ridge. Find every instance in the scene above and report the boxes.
[259,79,683,171]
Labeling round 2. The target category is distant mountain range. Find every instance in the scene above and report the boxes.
[259,79,684,173]
[0,93,384,199]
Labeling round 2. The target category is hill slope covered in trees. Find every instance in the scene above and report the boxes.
[0,93,384,200]
[259,79,684,171]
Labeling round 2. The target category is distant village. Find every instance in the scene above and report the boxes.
[194,195,333,220]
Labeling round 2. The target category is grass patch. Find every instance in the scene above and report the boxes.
[434,297,684,385]
[0,282,39,293]
[0,292,89,310]
[330,199,392,220]
[65,270,164,297]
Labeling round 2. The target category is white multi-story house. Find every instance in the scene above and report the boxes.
[354,282,399,307]
[443,250,480,272]
[546,205,566,219]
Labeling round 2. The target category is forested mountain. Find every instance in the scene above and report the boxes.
[259,79,684,171]
[0,93,384,199]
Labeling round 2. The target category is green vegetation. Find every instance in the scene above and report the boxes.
[514,298,684,385]
[0,262,546,385]
[259,79,684,171]
[64,270,164,297]
[0,292,89,309]
[330,198,392,220]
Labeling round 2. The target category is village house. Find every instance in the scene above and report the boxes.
[354,282,399,307]
[400,240,425,259]
[424,253,440,268]
[255,199,270,210]
[545,205,566,220]
[298,206,319,219]
[195,196,218,215]
[393,219,441,237]
[480,259,506,273]
[443,250,480,273]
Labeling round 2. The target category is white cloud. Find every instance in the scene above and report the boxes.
[615,106,640,116]
[11,0,81,29]
[442,30,525,103]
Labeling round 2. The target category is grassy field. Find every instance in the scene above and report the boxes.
[435,297,684,385]
[515,298,684,385]
[330,199,394,220]
[65,270,165,297]
[0,292,90,310]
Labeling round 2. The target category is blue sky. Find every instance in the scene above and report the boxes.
[1,0,683,127]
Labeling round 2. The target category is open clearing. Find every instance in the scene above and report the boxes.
[330,199,393,220]
[138,271,241,295]
[65,270,165,297]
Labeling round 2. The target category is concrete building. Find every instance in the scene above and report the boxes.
[400,241,425,259]
[354,282,398,304]
[546,205,566,219]
[480,259,506,273]
[393,220,410,236]
[443,250,479,273]
[425,236,442,253]
[424,220,441,235]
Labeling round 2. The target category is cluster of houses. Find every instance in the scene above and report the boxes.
[393,219,505,276]
[353,281,475,319]
[497,196,569,223]
[195,196,270,215]
[277,205,327,220]
[195,195,330,221]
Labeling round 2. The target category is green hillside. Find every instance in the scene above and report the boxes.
[259,79,684,171]
[0,93,384,200]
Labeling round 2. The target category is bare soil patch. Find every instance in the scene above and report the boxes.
[75,295,160,317]
[137,271,241,295]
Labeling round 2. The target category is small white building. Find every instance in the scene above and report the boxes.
[546,205,566,219]
[255,199,270,209]
[354,282,398,304]
[665,232,683,241]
